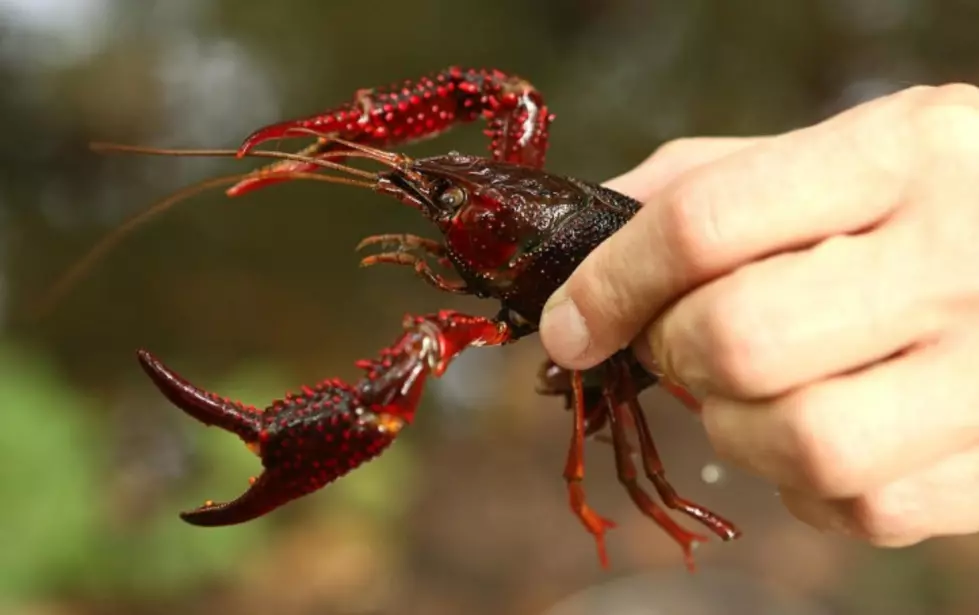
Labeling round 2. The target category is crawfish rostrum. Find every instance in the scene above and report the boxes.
[56,66,741,571]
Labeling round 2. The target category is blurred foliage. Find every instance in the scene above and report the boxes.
[0,342,265,604]
[0,342,103,602]
[2,0,979,614]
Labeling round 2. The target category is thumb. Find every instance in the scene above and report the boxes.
[539,136,763,369]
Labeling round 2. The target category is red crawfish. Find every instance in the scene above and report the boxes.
[46,66,741,571]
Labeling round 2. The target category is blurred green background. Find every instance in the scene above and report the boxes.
[2,1,979,614]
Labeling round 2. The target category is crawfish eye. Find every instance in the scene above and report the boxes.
[438,186,466,209]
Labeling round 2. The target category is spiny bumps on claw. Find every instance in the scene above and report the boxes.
[138,350,407,526]
[228,66,555,198]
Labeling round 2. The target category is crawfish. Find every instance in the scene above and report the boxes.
[48,66,741,571]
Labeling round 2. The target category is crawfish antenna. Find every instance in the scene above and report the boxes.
[88,143,380,181]
[30,172,252,320]
[28,143,381,320]
[284,128,418,174]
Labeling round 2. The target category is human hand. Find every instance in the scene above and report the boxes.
[539,84,979,546]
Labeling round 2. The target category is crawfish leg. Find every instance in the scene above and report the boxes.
[229,66,552,196]
[397,309,513,377]
[357,233,455,270]
[359,252,470,294]
[563,369,617,569]
[627,398,742,541]
[357,234,449,259]
[604,389,708,573]
[536,359,610,438]
[657,378,703,414]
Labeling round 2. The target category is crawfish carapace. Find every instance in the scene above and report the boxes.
[67,66,741,571]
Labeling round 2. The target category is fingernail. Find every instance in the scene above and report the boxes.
[644,315,708,391]
[644,319,684,385]
[824,505,857,537]
[541,286,591,363]
[541,284,568,316]
[780,488,854,537]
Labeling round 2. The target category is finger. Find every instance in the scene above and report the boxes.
[780,444,979,546]
[540,86,932,370]
[642,222,947,399]
[540,137,764,366]
[603,136,766,202]
[700,326,979,498]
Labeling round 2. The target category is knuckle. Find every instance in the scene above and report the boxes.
[697,274,771,395]
[648,137,702,164]
[661,173,727,273]
[780,388,868,497]
[920,82,979,110]
[849,489,923,546]
[909,84,979,158]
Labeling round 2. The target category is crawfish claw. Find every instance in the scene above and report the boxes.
[139,349,407,526]
[142,310,513,527]
[137,350,262,443]
[179,472,289,527]
[225,67,552,197]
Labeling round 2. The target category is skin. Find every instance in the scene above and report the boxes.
[539,84,979,547]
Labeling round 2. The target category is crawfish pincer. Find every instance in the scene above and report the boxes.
[138,310,508,526]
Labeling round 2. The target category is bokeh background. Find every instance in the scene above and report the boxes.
[2,1,979,614]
